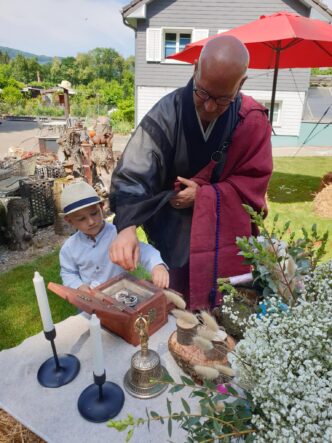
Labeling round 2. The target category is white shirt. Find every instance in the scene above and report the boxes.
[60,222,164,288]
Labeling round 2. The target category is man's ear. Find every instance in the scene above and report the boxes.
[239,75,247,89]
[193,59,198,76]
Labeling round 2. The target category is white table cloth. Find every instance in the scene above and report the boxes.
[0,314,189,443]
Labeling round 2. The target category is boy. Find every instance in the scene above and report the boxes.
[60,181,169,291]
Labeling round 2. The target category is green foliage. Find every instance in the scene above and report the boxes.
[108,374,255,442]
[1,85,24,106]
[218,198,329,337]
[235,205,328,304]
[0,64,13,88]
[0,47,134,123]
[111,119,133,135]
[110,97,135,126]
[0,50,10,64]
[10,54,40,84]
[311,67,332,75]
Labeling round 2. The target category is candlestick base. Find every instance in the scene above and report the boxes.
[37,354,80,388]
[78,381,125,422]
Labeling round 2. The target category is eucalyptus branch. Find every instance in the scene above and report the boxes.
[201,428,256,442]
[110,411,249,436]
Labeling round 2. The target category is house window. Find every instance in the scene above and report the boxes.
[164,32,191,58]
[146,28,208,62]
[260,101,281,125]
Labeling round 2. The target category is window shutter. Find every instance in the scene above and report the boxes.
[192,29,209,43]
[146,28,162,62]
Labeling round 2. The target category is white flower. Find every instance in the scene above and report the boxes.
[230,261,332,442]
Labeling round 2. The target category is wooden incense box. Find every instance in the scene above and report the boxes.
[48,273,168,346]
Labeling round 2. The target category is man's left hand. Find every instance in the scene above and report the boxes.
[170,176,199,209]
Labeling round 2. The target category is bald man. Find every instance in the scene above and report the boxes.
[109,35,273,310]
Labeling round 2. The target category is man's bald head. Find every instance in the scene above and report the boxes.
[196,35,249,83]
[193,35,249,125]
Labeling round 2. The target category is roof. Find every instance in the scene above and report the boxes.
[122,0,332,19]
[311,0,332,16]
[122,0,142,14]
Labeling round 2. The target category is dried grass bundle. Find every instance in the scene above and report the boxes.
[192,335,213,351]
[171,309,199,326]
[201,311,219,332]
[194,365,219,380]
[214,363,235,377]
[164,290,186,309]
[197,326,216,341]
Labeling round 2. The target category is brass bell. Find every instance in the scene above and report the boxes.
[123,314,168,399]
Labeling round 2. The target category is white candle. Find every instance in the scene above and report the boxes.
[90,314,105,377]
[33,271,54,332]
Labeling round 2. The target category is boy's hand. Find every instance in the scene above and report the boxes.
[151,264,169,289]
[78,284,91,293]
[109,225,140,271]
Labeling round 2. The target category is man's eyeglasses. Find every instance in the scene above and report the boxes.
[193,81,236,107]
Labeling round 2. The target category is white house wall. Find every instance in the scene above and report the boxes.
[242,89,305,136]
[137,86,305,136]
[137,86,176,124]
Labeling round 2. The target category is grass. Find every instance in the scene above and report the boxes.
[0,157,331,350]
[267,157,332,260]
[0,249,76,351]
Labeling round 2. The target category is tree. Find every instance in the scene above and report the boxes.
[1,85,24,106]
[49,57,62,84]
[0,64,13,88]
[0,50,10,64]
[76,52,95,85]
[10,54,39,83]
[90,48,124,82]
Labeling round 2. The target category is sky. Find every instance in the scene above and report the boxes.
[0,0,134,58]
[0,0,332,60]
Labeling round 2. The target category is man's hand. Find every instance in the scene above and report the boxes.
[170,176,199,209]
[151,264,169,289]
[109,225,140,271]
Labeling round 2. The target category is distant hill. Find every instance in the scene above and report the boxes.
[0,46,57,64]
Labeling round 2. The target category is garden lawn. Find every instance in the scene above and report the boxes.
[0,250,76,351]
[267,157,332,261]
[0,157,331,350]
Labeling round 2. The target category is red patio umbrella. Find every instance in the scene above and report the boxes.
[169,11,332,124]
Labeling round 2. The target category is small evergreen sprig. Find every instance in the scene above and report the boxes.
[108,373,256,442]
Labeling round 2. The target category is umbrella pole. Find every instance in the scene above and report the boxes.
[270,45,281,126]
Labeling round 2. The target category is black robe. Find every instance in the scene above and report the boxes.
[110,78,241,268]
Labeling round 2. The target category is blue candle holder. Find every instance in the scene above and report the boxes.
[78,371,125,422]
[37,328,80,388]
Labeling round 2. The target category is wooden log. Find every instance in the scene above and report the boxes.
[0,197,33,250]
[176,318,198,345]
